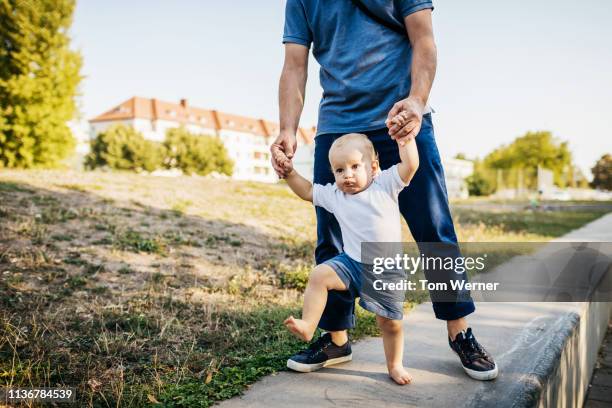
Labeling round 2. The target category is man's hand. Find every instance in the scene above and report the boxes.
[385,96,425,145]
[270,131,297,178]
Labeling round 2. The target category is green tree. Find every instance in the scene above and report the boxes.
[0,0,82,168]
[483,131,572,188]
[590,154,612,191]
[85,124,165,172]
[164,127,233,176]
[465,159,495,196]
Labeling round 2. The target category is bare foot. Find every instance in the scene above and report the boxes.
[284,316,314,342]
[388,366,412,385]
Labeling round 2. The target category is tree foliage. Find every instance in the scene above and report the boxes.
[465,160,494,196]
[590,154,612,191]
[0,0,82,168]
[85,125,234,176]
[483,131,572,187]
[85,125,165,172]
[164,127,233,176]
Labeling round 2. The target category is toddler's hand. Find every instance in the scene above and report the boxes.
[271,143,293,174]
[387,112,412,146]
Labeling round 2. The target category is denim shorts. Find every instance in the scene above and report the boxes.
[324,252,404,321]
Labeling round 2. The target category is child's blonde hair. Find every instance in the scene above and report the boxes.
[329,133,378,164]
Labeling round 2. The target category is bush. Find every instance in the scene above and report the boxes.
[85,125,165,172]
[164,127,233,176]
[279,263,310,291]
[591,153,612,191]
[466,172,494,196]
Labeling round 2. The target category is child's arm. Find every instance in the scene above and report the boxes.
[397,137,420,184]
[271,144,313,202]
[286,168,313,202]
[387,112,420,184]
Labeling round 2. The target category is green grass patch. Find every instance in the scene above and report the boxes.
[453,209,608,238]
[204,234,242,248]
[38,206,78,224]
[65,275,88,289]
[118,265,134,275]
[52,233,74,241]
[0,181,34,193]
[279,263,310,291]
[114,229,166,254]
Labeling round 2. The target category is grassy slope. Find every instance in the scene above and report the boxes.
[0,170,608,407]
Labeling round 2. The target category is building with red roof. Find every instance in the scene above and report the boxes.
[89,97,315,182]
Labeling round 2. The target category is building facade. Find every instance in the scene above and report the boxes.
[88,97,474,194]
[89,97,315,183]
[441,158,474,200]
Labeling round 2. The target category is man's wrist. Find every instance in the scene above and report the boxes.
[407,94,427,111]
[279,128,297,137]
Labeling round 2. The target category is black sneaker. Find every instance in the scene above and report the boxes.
[287,332,352,372]
[449,328,498,380]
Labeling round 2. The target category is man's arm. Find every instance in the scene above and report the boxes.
[285,168,313,202]
[386,9,437,143]
[397,138,420,184]
[271,43,309,178]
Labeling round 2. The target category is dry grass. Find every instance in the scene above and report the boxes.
[0,170,608,407]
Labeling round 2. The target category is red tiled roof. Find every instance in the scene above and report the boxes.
[89,97,314,144]
[213,110,267,136]
[90,97,217,127]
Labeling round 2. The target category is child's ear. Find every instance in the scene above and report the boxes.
[372,159,380,174]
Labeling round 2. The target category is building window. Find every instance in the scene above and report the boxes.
[254,166,270,175]
[254,152,269,160]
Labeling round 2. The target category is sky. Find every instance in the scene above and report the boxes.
[71,0,612,175]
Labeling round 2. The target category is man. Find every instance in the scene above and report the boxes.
[271,0,498,380]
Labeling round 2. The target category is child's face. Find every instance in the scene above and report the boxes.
[330,143,379,194]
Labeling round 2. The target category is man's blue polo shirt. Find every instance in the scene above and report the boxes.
[283,0,433,136]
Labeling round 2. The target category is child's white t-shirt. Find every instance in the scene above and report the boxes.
[313,164,409,262]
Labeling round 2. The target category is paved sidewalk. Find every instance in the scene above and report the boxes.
[219,213,612,408]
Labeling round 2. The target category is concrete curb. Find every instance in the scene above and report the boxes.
[464,302,612,408]
[536,302,611,408]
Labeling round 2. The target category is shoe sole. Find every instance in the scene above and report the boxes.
[463,364,498,380]
[286,354,353,373]
[451,349,499,380]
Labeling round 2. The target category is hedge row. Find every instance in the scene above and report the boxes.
[85,125,233,176]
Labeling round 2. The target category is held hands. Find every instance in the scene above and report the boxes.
[270,132,297,178]
[385,97,425,146]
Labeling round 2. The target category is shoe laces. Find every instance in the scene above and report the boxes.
[300,334,331,357]
[459,334,489,364]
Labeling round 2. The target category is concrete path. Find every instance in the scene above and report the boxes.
[219,213,612,408]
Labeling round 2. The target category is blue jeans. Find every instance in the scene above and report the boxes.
[313,113,476,330]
